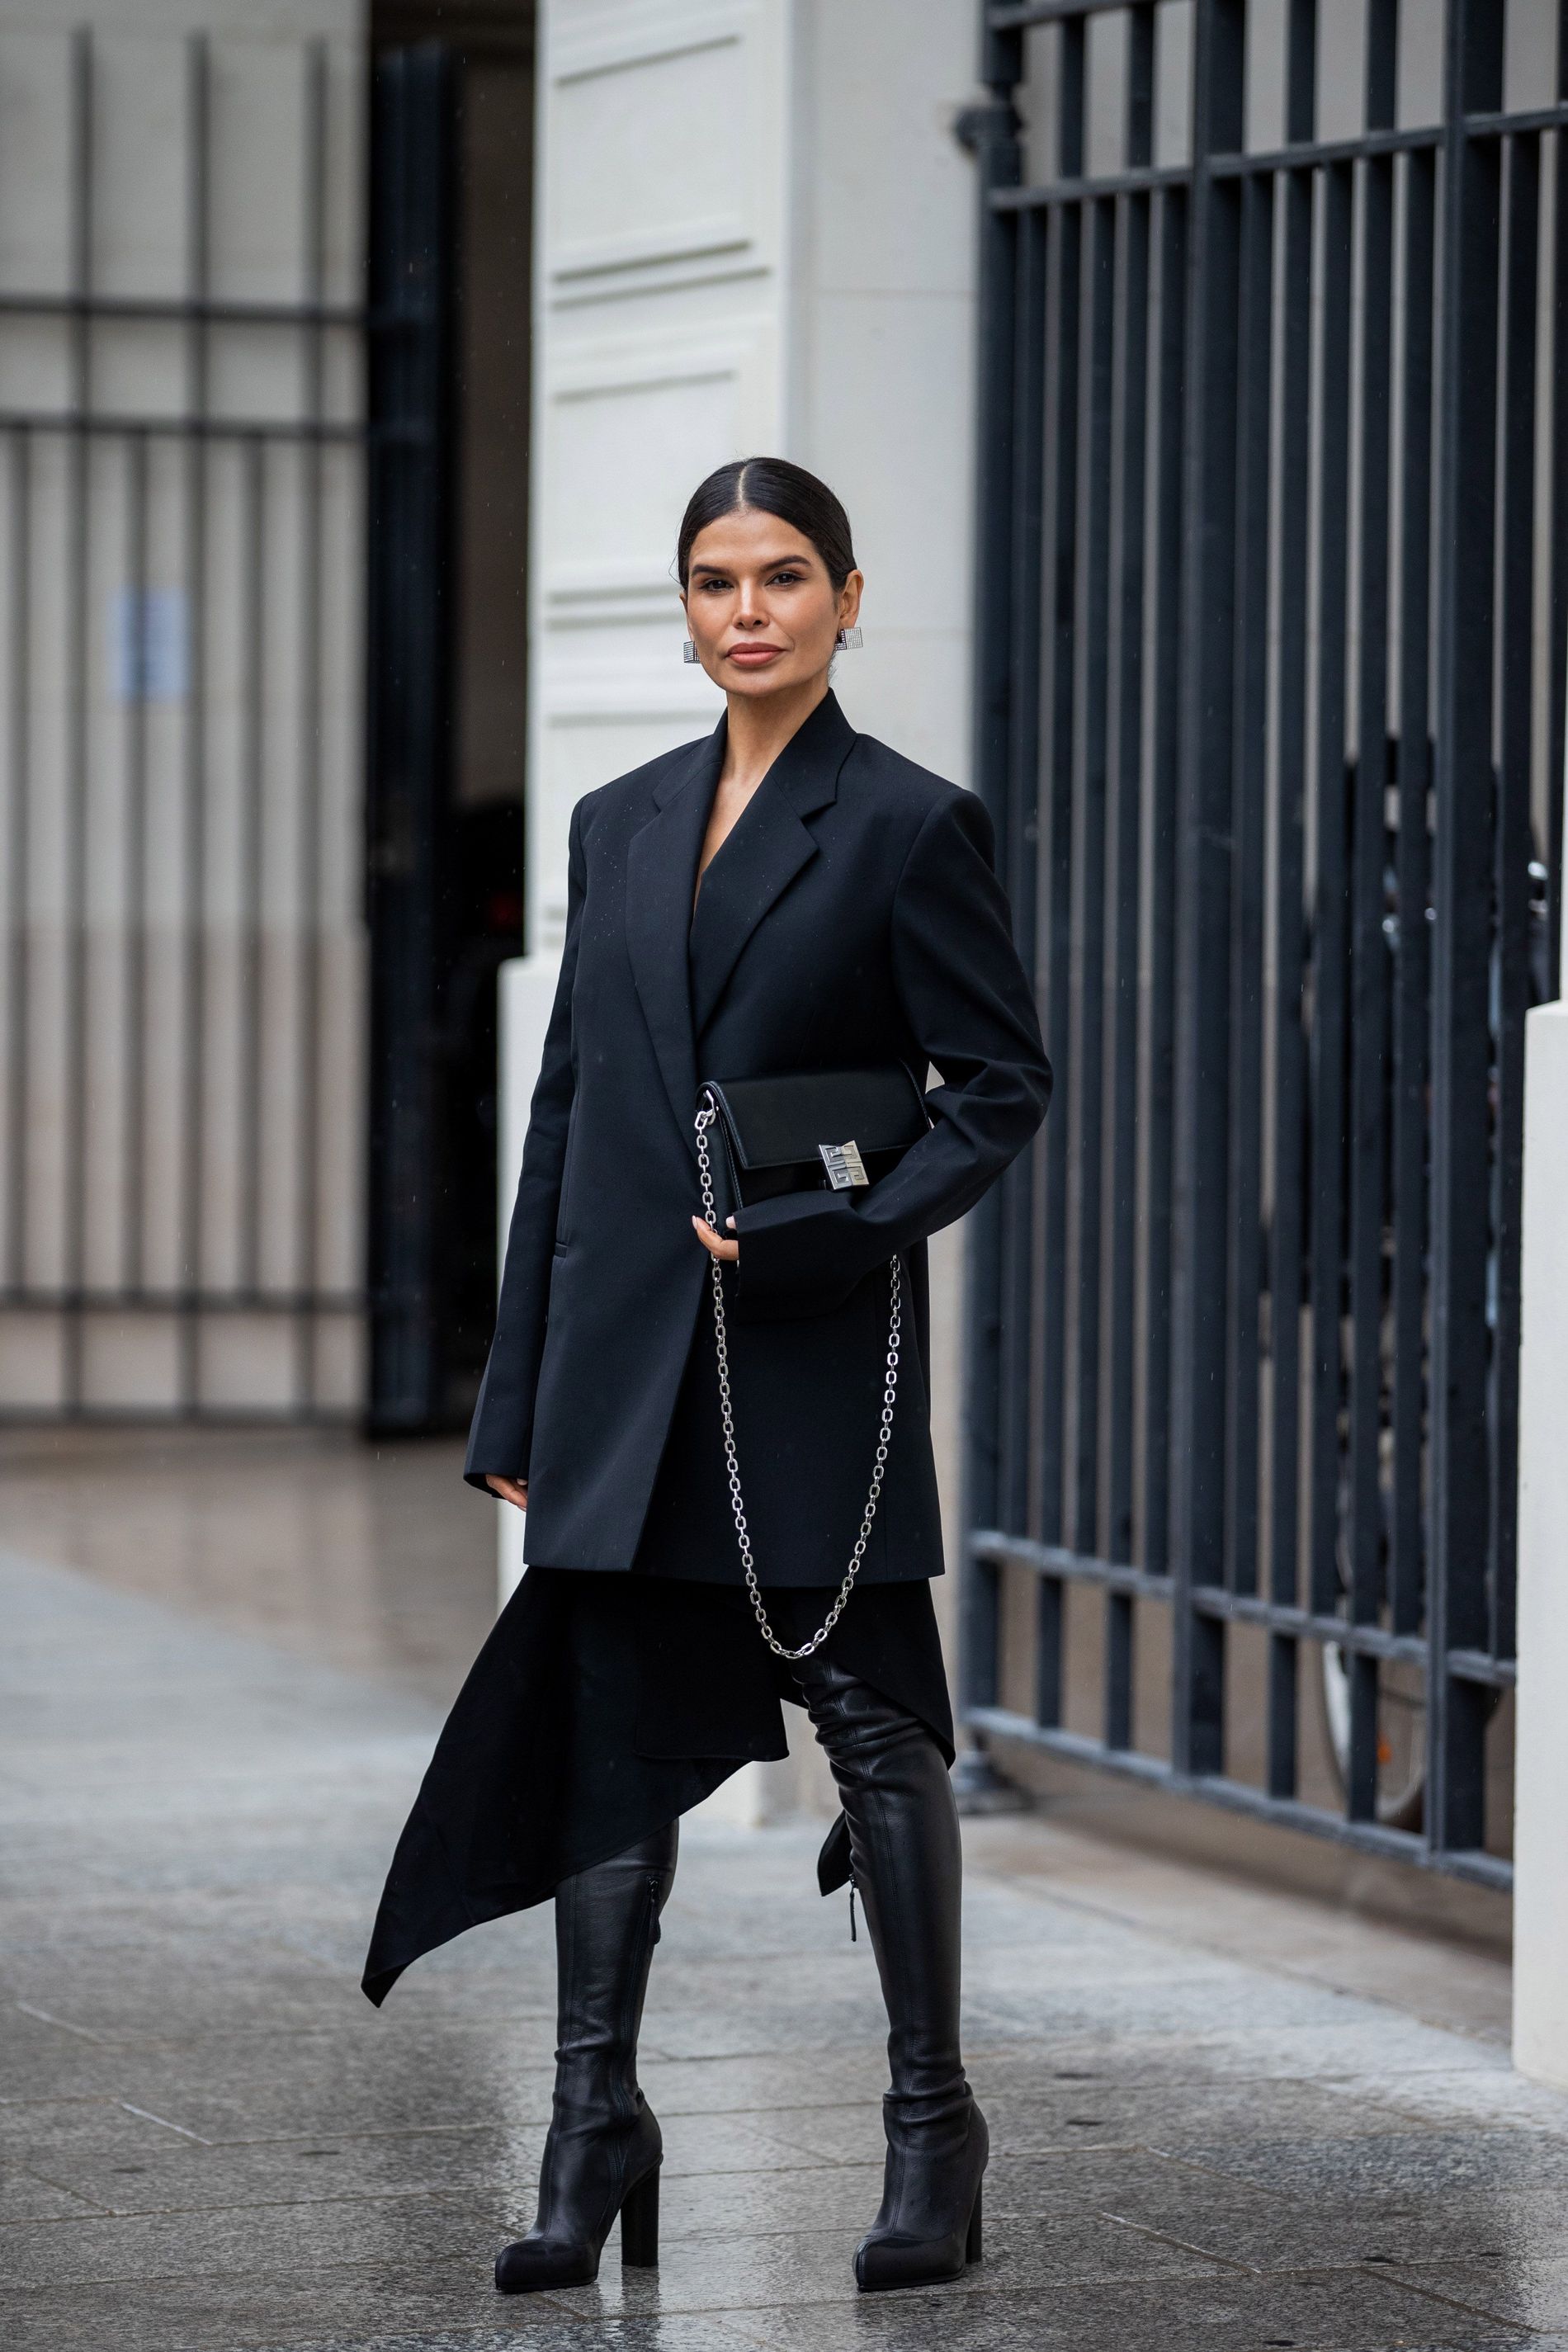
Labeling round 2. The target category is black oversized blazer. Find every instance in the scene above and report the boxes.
[464,690,1051,1584]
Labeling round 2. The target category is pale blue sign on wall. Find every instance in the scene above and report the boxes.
[109,588,189,701]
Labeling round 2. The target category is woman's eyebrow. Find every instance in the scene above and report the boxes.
[689,553,812,577]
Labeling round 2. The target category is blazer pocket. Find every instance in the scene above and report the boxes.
[555,1104,583,1244]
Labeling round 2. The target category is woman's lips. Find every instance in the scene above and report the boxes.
[726,644,786,666]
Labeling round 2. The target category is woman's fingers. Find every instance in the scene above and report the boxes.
[691,1214,740,1263]
[485,1475,528,1510]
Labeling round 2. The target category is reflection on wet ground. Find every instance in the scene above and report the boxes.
[0,1430,1555,2352]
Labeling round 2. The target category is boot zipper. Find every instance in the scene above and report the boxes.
[848,1873,857,1943]
[611,1875,664,2130]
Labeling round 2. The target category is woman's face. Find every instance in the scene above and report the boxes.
[681,508,862,701]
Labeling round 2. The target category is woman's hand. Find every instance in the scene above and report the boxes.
[486,1476,529,1511]
[692,1213,739,1263]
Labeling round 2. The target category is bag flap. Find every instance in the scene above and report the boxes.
[701,1065,930,1172]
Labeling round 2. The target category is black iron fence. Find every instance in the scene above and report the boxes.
[961,0,1566,1885]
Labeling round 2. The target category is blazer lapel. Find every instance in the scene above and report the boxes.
[688,691,857,1037]
[626,719,725,1159]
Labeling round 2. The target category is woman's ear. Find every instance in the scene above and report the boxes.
[838,568,864,633]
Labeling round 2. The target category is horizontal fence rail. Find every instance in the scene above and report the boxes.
[962,0,1565,1884]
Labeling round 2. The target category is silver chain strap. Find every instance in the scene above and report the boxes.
[694,1096,902,1660]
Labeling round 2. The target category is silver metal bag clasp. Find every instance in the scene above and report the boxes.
[819,1140,868,1191]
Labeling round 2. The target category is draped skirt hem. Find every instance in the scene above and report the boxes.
[361,1566,952,2006]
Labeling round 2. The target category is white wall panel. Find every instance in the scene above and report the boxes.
[527,0,785,952]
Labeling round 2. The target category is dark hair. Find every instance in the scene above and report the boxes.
[676,456,857,593]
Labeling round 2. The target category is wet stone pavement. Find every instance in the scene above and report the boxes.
[1,1439,1564,2352]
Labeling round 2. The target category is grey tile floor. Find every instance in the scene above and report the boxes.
[0,1439,1559,2352]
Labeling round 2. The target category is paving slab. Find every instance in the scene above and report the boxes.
[1082,2184,1568,2272]
[0,2165,107,2221]
[1381,2256,1568,2335]
[749,2270,1537,2350]
[1172,2127,1568,2201]
[1,1481,1562,2352]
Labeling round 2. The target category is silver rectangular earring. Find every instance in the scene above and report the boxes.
[835,626,862,650]
[682,639,700,663]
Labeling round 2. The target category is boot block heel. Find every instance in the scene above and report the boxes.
[620,2163,659,2267]
[966,2182,983,2265]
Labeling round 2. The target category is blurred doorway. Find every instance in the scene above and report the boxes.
[369,3,532,1433]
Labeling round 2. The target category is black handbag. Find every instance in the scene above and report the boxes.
[692,1061,931,1226]
[691,1064,931,1662]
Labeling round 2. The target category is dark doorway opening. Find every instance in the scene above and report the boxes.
[366,4,533,1432]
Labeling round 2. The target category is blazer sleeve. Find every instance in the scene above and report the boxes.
[463,800,588,1491]
[729,788,1051,1321]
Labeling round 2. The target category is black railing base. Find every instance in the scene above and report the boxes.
[951,1742,1031,1817]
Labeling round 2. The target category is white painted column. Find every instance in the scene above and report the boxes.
[495,952,561,1609]
[1513,963,1568,2082]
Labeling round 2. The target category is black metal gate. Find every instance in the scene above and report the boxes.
[962,0,1566,1885]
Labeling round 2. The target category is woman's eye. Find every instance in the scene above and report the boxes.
[769,569,805,587]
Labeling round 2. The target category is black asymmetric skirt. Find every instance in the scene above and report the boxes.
[361,1566,952,2006]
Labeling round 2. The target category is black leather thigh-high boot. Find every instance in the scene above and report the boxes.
[494,1821,678,2293]
[793,1657,986,2293]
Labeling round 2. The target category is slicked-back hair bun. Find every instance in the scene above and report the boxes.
[677,456,856,593]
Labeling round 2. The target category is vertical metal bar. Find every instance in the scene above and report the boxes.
[1287,0,1317,145]
[123,431,149,1291]
[1036,200,1084,1556]
[1105,186,1150,1578]
[1035,1565,1063,1731]
[367,43,462,1426]
[959,16,1023,1723]
[1268,29,1318,1818]
[1169,0,1244,1778]
[1551,94,1568,989]
[1001,207,1047,1542]
[1030,25,1084,1730]
[1263,17,1313,1802]
[236,437,264,1295]
[1069,191,1114,1559]
[1346,79,1398,1816]
[1367,0,1397,137]
[1111,33,1156,1707]
[1103,1590,1133,1749]
[1490,129,1539,1672]
[1307,161,1353,1626]
[3,431,29,1296]
[61,26,93,1410]
[295,37,328,1412]
[1109,12,1155,1645]
[1428,0,1504,1854]
[1224,169,1273,1602]
[1390,146,1435,1641]
[1270,151,1313,1630]
[179,31,211,1415]
[1126,2,1155,172]
[1267,1630,1297,1798]
[1141,179,1187,1578]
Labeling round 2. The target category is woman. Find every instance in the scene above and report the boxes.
[362,457,1051,2297]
